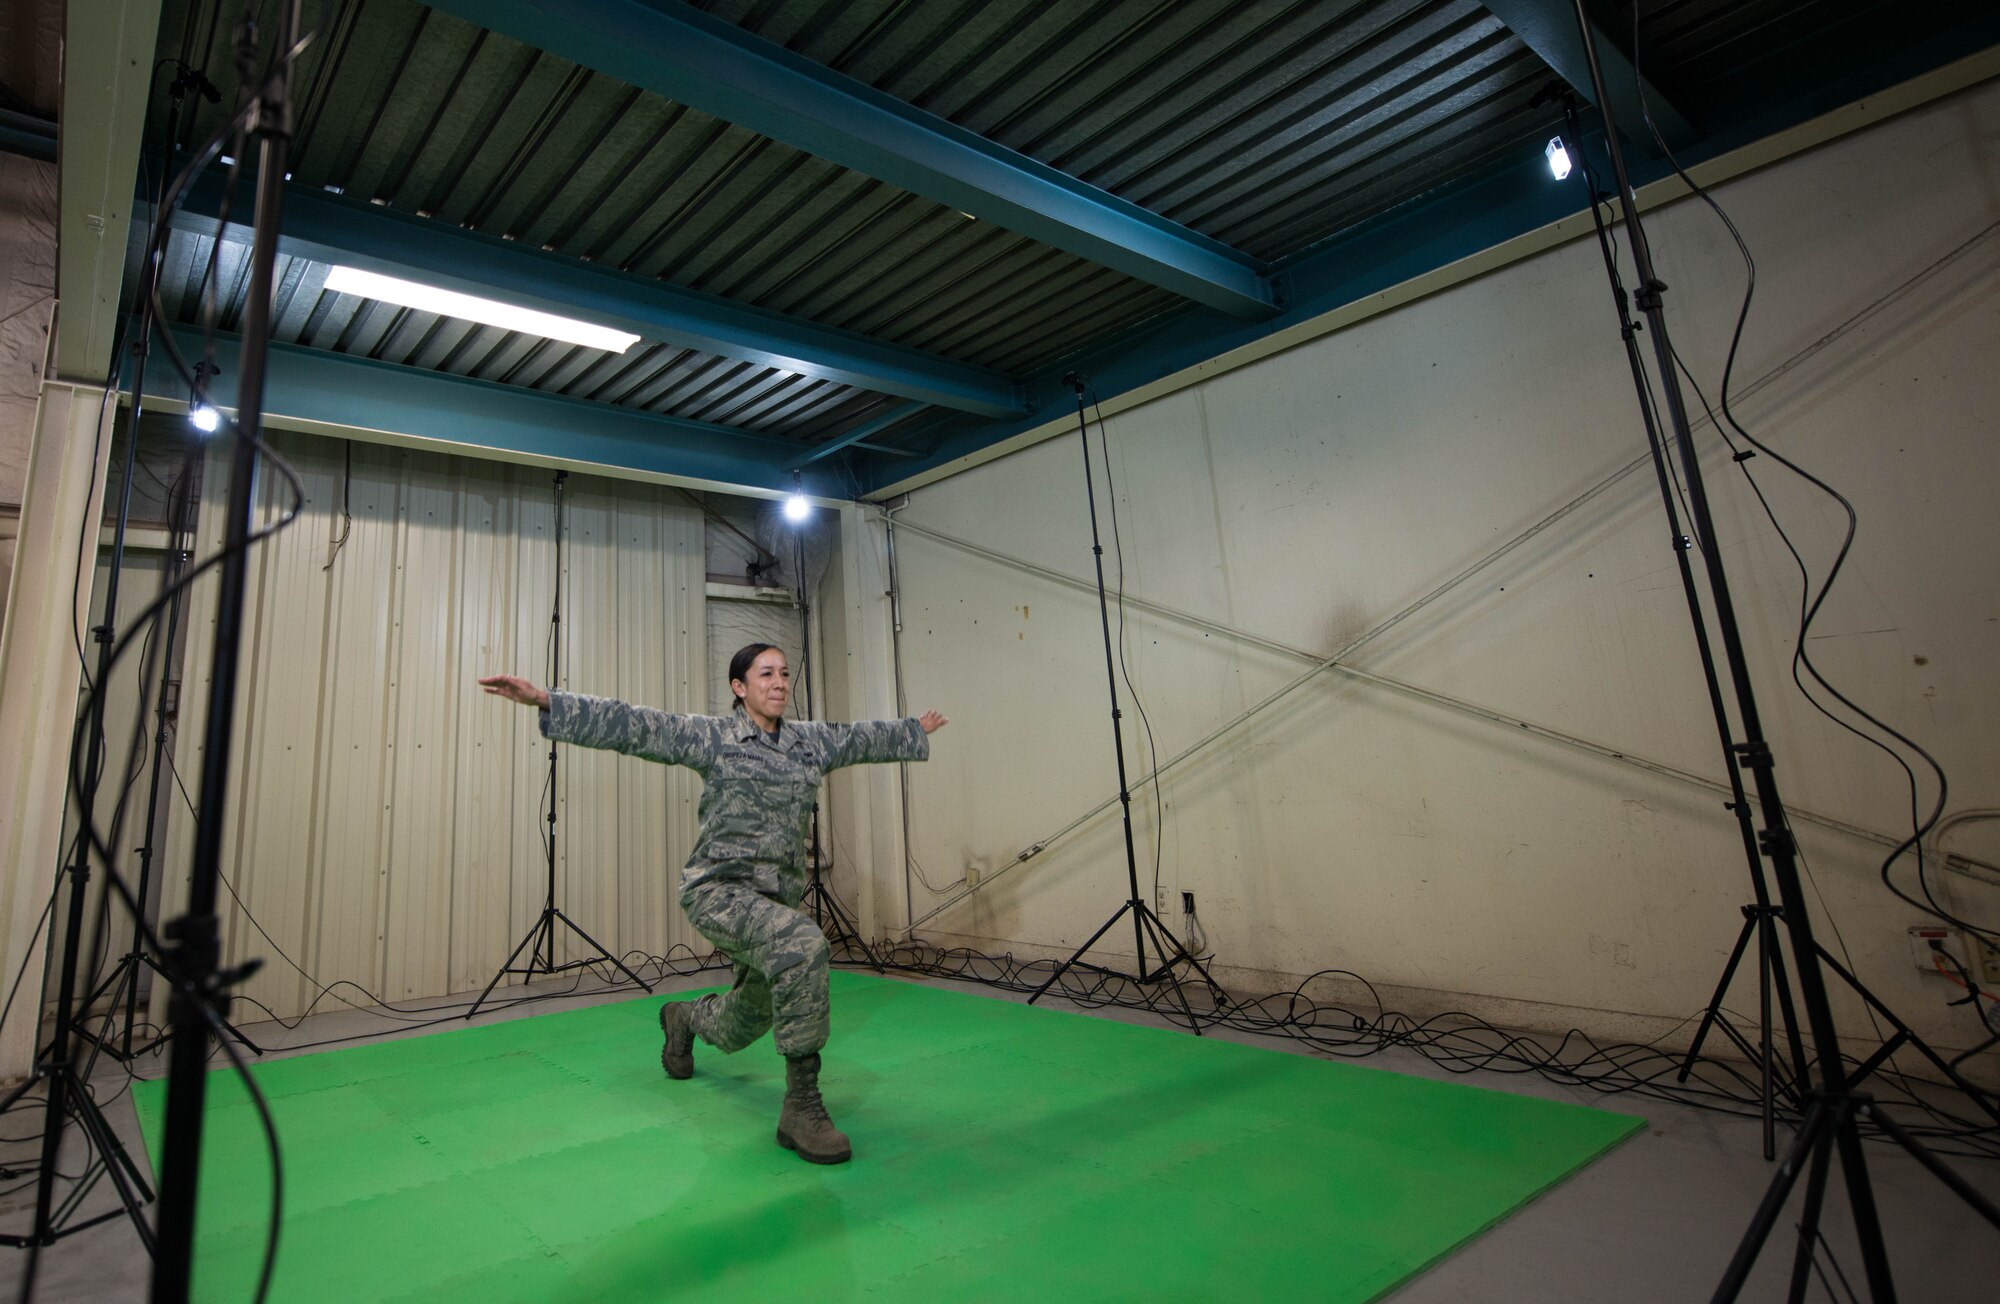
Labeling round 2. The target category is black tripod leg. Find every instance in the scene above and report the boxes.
[1830,1108,1898,1302]
[1761,912,1813,1107]
[466,916,548,1019]
[1783,1120,1836,1304]
[812,882,886,972]
[1681,915,1758,1084]
[1136,911,1204,1036]
[1139,906,1229,1015]
[551,910,655,992]
[1713,1100,1827,1303]
[0,1069,43,1115]
[1029,901,1133,1006]
[1816,944,2000,1125]
[1862,1101,2000,1231]
[66,1080,159,1249]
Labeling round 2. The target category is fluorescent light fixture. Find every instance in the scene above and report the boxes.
[783,493,812,523]
[189,402,220,433]
[1545,136,1572,181]
[323,265,640,353]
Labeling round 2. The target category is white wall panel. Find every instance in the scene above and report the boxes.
[887,80,2000,1071]
[158,433,706,1022]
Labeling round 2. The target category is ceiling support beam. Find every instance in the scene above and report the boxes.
[791,402,927,470]
[145,324,838,496]
[428,0,1277,319]
[170,173,1029,419]
[1482,0,1698,149]
[54,0,165,381]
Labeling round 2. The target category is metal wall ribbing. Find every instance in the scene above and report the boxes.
[158,432,707,1023]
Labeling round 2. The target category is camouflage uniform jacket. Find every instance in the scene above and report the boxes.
[541,691,928,902]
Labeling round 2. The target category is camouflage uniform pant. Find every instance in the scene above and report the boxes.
[679,880,831,1057]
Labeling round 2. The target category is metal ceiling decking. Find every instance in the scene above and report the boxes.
[123,0,2000,495]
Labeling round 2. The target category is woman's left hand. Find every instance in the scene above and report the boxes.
[919,711,948,734]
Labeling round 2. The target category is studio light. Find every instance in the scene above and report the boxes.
[1545,135,1573,181]
[783,470,813,523]
[189,402,220,433]
[323,265,641,354]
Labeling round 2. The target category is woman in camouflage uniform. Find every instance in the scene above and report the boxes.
[479,643,946,1164]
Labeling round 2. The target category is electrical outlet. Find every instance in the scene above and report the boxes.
[964,864,981,888]
[1908,925,1969,975]
[1155,886,1169,913]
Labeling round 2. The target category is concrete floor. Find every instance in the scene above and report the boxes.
[1,968,1994,1303]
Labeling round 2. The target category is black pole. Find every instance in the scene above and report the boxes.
[539,470,566,972]
[1072,380,1150,976]
[121,463,197,1056]
[1026,377,1226,1030]
[1558,99,1810,1158]
[1564,4,1991,1296]
[152,8,301,1298]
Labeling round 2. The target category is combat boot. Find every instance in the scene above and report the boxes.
[659,1000,695,1079]
[776,1052,851,1164]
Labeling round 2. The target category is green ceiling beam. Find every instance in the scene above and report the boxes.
[429,0,1277,318]
[169,173,1029,419]
[143,323,840,496]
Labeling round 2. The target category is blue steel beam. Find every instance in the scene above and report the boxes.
[144,323,842,496]
[791,402,928,470]
[169,171,1028,419]
[1482,0,1698,149]
[428,0,1277,319]
[859,123,1648,495]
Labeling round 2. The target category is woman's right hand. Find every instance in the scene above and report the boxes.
[478,674,549,710]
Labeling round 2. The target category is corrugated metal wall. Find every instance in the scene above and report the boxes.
[157,433,707,1022]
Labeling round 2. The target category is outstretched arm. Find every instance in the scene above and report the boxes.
[478,674,714,769]
[818,711,947,770]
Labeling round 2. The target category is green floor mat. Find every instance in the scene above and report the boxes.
[132,972,1642,1301]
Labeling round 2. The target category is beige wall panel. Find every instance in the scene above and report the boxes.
[611,493,673,962]
[382,455,467,999]
[447,474,522,994]
[889,79,2000,1069]
[156,437,708,1022]
[221,446,339,1021]
[310,444,401,998]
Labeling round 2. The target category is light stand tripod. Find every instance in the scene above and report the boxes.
[73,445,263,1067]
[1561,5,2000,1296]
[789,526,886,971]
[467,470,653,1018]
[0,135,198,1274]
[152,7,307,1296]
[0,404,162,1268]
[1028,375,1226,1032]
[1552,95,2000,1151]
[1549,93,1812,1161]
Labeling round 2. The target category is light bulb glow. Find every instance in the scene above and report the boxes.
[783,493,811,523]
[189,403,220,433]
[323,265,640,353]
[1545,136,1572,181]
